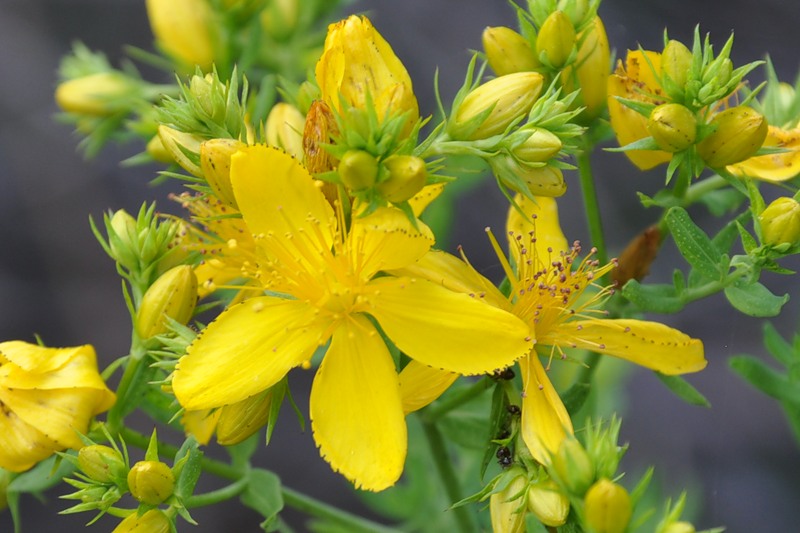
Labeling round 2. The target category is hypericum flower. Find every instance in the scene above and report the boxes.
[727,125,800,181]
[145,0,215,71]
[171,146,531,491]
[607,50,673,170]
[0,341,116,472]
[393,195,706,464]
[316,15,419,133]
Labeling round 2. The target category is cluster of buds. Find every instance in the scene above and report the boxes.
[487,466,571,531]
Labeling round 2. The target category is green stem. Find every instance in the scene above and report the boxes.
[420,420,478,532]
[185,476,250,508]
[281,487,402,533]
[576,142,608,267]
[682,174,728,206]
[424,377,491,422]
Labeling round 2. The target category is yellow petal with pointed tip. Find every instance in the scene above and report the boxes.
[519,355,573,464]
[728,126,800,182]
[230,145,335,271]
[507,195,569,261]
[399,360,458,414]
[368,277,532,375]
[173,296,330,410]
[552,319,706,374]
[0,415,59,472]
[310,316,406,491]
[182,409,220,446]
[409,183,445,216]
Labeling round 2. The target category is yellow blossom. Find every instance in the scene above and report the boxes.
[607,50,673,170]
[316,15,419,134]
[145,0,215,71]
[0,341,115,472]
[171,146,531,491]
[727,125,800,181]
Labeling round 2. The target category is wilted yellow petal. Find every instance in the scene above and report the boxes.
[399,360,458,414]
[728,125,800,181]
[367,277,532,375]
[519,355,573,464]
[310,316,406,491]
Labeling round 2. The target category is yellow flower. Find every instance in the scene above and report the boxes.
[171,146,531,491]
[727,125,800,181]
[393,195,706,464]
[607,50,673,170]
[316,15,419,133]
[145,0,215,71]
[0,341,115,472]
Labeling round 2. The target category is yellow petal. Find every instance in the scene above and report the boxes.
[0,341,79,374]
[399,361,458,414]
[388,250,508,310]
[519,355,573,464]
[553,318,706,374]
[173,296,330,410]
[230,145,335,271]
[506,195,569,260]
[348,206,434,277]
[408,183,445,216]
[728,126,800,182]
[310,316,406,491]
[182,409,221,446]
[0,415,60,472]
[368,277,532,375]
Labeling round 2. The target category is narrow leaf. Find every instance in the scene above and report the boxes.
[655,373,711,407]
[730,355,800,403]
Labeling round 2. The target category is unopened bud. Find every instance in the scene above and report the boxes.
[108,210,139,267]
[513,128,563,163]
[200,138,246,208]
[146,134,173,164]
[376,155,428,203]
[759,197,800,247]
[55,72,131,116]
[647,103,697,152]
[158,125,204,177]
[697,106,768,167]
[482,26,538,76]
[112,509,171,533]
[584,479,632,533]
[146,0,214,70]
[560,0,590,27]
[78,445,127,484]
[136,265,198,339]
[216,392,272,445]
[611,226,661,286]
[663,521,696,533]
[339,150,379,191]
[190,74,226,122]
[127,460,175,505]
[260,0,299,41]
[490,469,528,533]
[661,40,693,90]
[536,11,576,69]
[551,438,594,495]
[452,72,544,140]
[266,103,305,159]
[563,16,610,120]
[527,480,569,527]
[494,158,567,198]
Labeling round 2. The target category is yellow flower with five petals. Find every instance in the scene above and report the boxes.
[171,146,532,491]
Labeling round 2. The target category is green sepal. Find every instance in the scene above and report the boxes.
[655,373,711,407]
[724,280,789,317]
[736,221,759,255]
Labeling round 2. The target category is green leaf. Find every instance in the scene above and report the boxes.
[724,280,789,317]
[665,207,723,279]
[438,411,489,450]
[621,280,685,314]
[736,221,758,255]
[698,188,744,216]
[7,455,75,493]
[561,382,591,415]
[481,383,509,480]
[173,439,203,500]
[655,373,711,407]
[762,322,794,366]
[730,355,800,403]
[241,469,284,530]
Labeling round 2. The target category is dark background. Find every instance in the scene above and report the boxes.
[2,0,800,531]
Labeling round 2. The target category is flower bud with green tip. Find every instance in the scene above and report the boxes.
[339,150,380,192]
[759,197,800,247]
[216,391,272,445]
[491,156,567,198]
[527,479,569,527]
[490,467,528,533]
[661,40,693,93]
[158,125,204,177]
[261,0,300,41]
[376,155,428,203]
[136,265,198,339]
[550,437,594,495]
[55,72,133,116]
[647,103,697,152]
[78,445,127,484]
[584,479,632,533]
[697,106,768,167]
[112,509,172,533]
[127,460,175,505]
[108,210,139,268]
[482,26,539,76]
[536,11,576,69]
[511,128,563,163]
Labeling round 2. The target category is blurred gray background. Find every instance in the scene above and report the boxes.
[2,0,800,531]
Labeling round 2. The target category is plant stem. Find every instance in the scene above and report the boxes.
[424,376,491,422]
[576,142,608,267]
[282,487,403,533]
[420,420,478,532]
[185,476,250,508]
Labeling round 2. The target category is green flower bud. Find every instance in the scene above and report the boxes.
[697,106,768,168]
[584,479,632,533]
[647,103,697,152]
[190,74,226,123]
[663,521,696,533]
[112,509,171,533]
[146,134,173,164]
[536,11,576,69]
[512,128,563,163]
[661,40,693,91]
[482,26,539,76]
[108,210,139,267]
[527,480,569,527]
[78,445,127,484]
[136,265,198,339]
[200,138,247,208]
[551,438,594,495]
[338,150,379,191]
[216,392,272,446]
[266,102,305,159]
[759,197,800,247]
[55,72,131,116]
[127,460,175,505]
[260,0,299,41]
[560,0,590,27]
[490,468,528,533]
[377,155,428,203]
[158,125,204,177]
[452,72,544,140]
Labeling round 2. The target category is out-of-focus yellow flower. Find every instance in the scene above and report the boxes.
[607,50,672,170]
[316,15,419,134]
[0,341,115,472]
[171,146,532,491]
[145,0,215,71]
[727,125,800,181]
[55,72,132,116]
[265,103,305,159]
[527,480,569,527]
[584,479,632,533]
